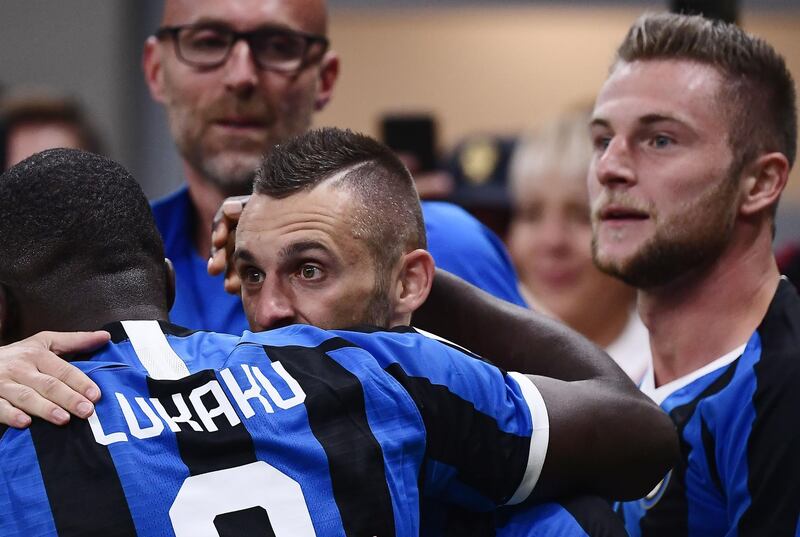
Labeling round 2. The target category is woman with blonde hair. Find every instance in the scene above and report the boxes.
[507,106,650,382]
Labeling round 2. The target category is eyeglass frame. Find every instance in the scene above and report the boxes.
[154,24,330,73]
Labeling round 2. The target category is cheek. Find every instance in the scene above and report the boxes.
[241,294,261,330]
[508,221,541,257]
[271,77,318,120]
[572,225,594,259]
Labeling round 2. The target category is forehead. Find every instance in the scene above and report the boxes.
[237,184,366,260]
[593,59,728,133]
[162,0,327,34]
[515,167,589,204]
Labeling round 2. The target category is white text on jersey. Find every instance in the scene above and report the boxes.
[87,361,306,445]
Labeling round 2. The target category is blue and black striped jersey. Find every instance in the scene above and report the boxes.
[496,497,628,537]
[619,279,800,536]
[0,320,547,537]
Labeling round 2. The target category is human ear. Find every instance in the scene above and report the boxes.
[314,51,340,111]
[164,258,176,311]
[142,36,168,104]
[738,152,790,216]
[391,249,435,323]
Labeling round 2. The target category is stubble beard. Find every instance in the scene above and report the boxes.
[592,173,740,290]
[361,270,395,328]
[167,92,315,197]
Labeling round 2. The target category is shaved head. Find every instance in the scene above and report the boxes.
[161,0,328,35]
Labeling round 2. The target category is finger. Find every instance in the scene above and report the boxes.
[222,222,241,294]
[211,221,228,252]
[38,330,110,356]
[2,355,97,419]
[211,195,248,233]
[221,197,247,218]
[223,271,242,295]
[207,247,228,277]
[43,354,101,405]
[32,333,105,401]
[27,368,96,418]
[0,398,32,429]
[0,381,71,425]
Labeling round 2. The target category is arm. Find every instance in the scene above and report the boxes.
[413,269,678,501]
[0,331,108,427]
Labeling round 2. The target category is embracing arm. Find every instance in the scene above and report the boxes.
[413,269,677,501]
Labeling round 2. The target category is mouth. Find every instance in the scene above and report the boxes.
[214,117,267,131]
[537,267,581,288]
[598,205,650,222]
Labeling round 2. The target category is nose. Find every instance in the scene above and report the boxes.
[593,136,636,189]
[537,212,572,255]
[250,278,296,331]
[222,39,259,96]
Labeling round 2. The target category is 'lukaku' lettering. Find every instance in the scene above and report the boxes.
[88,361,306,445]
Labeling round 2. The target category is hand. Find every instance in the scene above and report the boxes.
[208,195,249,295]
[0,331,109,428]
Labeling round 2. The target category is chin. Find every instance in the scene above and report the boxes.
[203,157,260,192]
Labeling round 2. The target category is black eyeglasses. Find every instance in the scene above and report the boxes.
[155,24,329,73]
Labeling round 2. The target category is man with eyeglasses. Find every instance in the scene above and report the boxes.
[143,0,525,336]
[143,0,339,335]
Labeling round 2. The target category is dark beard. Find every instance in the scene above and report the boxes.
[594,227,730,289]
[592,173,739,289]
[361,272,394,328]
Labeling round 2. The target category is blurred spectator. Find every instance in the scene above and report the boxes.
[381,113,454,199]
[1,93,103,169]
[506,108,650,382]
[447,134,516,237]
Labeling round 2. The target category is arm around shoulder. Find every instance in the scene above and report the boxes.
[413,270,678,501]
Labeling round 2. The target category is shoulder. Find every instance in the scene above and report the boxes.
[150,185,190,216]
[420,201,527,306]
[421,201,493,243]
[150,186,191,242]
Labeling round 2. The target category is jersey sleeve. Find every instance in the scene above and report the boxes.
[496,496,629,537]
[348,328,549,510]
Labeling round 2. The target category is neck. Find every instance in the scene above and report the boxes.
[21,303,170,341]
[15,273,171,340]
[184,164,227,259]
[639,223,779,386]
[569,288,635,349]
[578,306,633,349]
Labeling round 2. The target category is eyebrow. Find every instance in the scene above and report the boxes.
[279,240,330,260]
[638,113,684,126]
[232,247,257,264]
[590,113,684,129]
[182,17,298,34]
[232,240,332,266]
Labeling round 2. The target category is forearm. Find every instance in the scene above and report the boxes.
[414,270,678,500]
[531,376,677,501]
[413,269,624,381]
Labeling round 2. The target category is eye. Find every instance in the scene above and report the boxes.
[514,205,542,224]
[242,267,265,285]
[297,264,322,281]
[592,134,612,152]
[651,134,674,148]
[183,28,230,52]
